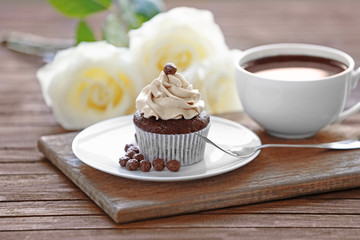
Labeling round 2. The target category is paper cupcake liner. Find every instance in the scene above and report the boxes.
[134,124,210,166]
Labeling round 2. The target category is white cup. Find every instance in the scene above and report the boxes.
[235,43,360,139]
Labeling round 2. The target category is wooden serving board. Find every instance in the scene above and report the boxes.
[37,112,360,224]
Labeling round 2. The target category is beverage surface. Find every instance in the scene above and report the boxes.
[243,55,348,80]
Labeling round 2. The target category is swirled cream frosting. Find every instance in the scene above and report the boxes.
[136,63,204,120]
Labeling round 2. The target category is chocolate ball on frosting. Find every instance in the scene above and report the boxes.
[163,63,177,75]
[135,62,205,120]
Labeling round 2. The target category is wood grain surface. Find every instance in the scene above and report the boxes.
[38,113,360,224]
[1,0,360,239]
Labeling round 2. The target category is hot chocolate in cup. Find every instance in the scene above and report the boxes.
[235,43,360,139]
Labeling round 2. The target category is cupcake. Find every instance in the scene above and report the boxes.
[133,63,210,166]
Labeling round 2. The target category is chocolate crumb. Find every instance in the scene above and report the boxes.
[167,160,181,172]
[152,158,165,171]
[163,63,177,75]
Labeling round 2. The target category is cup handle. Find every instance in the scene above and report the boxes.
[336,67,360,122]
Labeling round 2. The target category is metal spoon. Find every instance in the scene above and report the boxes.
[195,133,360,158]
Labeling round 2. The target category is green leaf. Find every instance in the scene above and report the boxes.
[132,0,163,29]
[48,0,111,18]
[76,20,96,44]
[102,13,129,47]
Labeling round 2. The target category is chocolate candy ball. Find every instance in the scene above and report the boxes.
[119,156,131,167]
[163,63,177,75]
[126,146,139,158]
[133,153,145,162]
[126,159,139,171]
[139,160,151,172]
[127,146,139,153]
[166,160,181,172]
[152,158,165,171]
[124,143,134,152]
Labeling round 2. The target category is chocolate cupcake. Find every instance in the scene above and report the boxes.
[133,63,210,166]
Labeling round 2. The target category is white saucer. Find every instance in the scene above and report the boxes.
[72,115,261,182]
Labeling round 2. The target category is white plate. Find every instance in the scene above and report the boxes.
[72,115,261,182]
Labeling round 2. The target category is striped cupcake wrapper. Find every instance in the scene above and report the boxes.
[134,124,210,166]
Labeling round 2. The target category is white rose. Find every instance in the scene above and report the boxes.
[37,41,143,130]
[128,7,229,83]
[184,50,243,115]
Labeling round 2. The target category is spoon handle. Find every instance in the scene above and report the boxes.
[258,140,360,150]
[195,133,239,157]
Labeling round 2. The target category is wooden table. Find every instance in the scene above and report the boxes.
[1,0,360,239]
